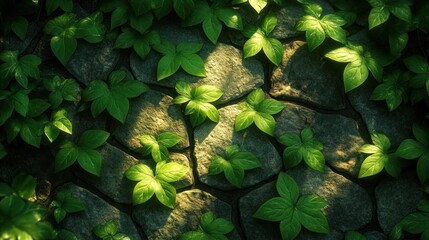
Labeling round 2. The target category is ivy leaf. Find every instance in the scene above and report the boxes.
[115,27,160,60]
[358,132,401,178]
[209,145,261,188]
[325,44,384,92]
[55,130,109,176]
[367,0,412,29]
[254,172,329,237]
[11,16,28,40]
[173,0,195,19]
[43,76,79,109]
[370,70,409,111]
[46,0,73,15]
[93,219,131,240]
[183,1,243,44]
[180,211,234,239]
[403,55,429,95]
[100,0,131,30]
[0,50,41,89]
[173,81,222,127]
[296,4,347,51]
[278,128,325,172]
[243,13,283,66]
[44,108,73,143]
[125,161,188,208]
[12,173,36,200]
[153,41,206,80]
[234,88,284,136]
[248,0,268,13]
[140,132,182,162]
[77,12,106,43]
[83,70,148,123]
[50,190,85,223]
[400,210,429,237]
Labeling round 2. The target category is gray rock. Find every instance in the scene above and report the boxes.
[298,230,344,240]
[375,176,425,233]
[60,183,141,240]
[270,41,345,109]
[365,231,387,240]
[130,24,264,104]
[288,166,372,231]
[194,104,282,190]
[113,89,189,153]
[66,32,120,85]
[133,189,238,240]
[275,102,365,177]
[348,80,414,147]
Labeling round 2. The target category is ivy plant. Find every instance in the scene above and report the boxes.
[243,12,283,66]
[50,190,85,223]
[44,12,106,65]
[140,132,182,163]
[367,0,412,29]
[234,88,284,136]
[325,43,384,92]
[403,55,429,95]
[370,69,409,112]
[125,161,189,208]
[0,50,41,89]
[55,229,79,240]
[395,124,429,183]
[55,129,110,176]
[43,76,79,109]
[153,40,206,80]
[345,231,367,240]
[82,70,149,124]
[254,172,329,239]
[173,81,223,127]
[296,2,347,51]
[183,0,243,44]
[44,108,73,143]
[209,144,261,188]
[0,85,32,126]
[93,219,130,240]
[0,0,38,40]
[0,195,54,239]
[45,0,73,15]
[179,211,234,240]
[399,198,429,239]
[0,173,36,200]
[278,127,325,172]
[233,0,284,14]
[358,131,403,178]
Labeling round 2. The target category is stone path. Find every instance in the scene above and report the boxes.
[0,1,425,240]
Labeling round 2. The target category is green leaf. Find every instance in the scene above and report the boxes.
[343,61,368,92]
[203,14,222,44]
[358,153,387,178]
[345,231,367,240]
[77,148,102,176]
[296,195,329,233]
[253,197,292,221]
[78,130,110,149]
[224,162,244,187]
[248,0,267,13]
[173,0,195,19]
[55,146,79,172]
[180,53,206,77]
[11,16,28,40]
[262,12,277,34]
[324,47,360,63]
[130,0,151,16]
[155,161,188,182]
[209,156,227,175]
[303,148,325,172]
[276,172,299,203]
[192,85,223,102]
[157,132,182,147]
[417,154,429,183]
[388,3,411,22]
[54,208,67,223]
[132,177,155,205]
[230,152,261,170]
[243,31,264,58]
[320,14,347,44]
[413,124,429,146]
[77,12,106,43]
[125,164,154,181]
[111,7,129,30]
[280,213,301,240]
[234,111,255,132]
[400,212,429,234]
[256,99,284,114]
[247,88,265,106]
[254,112,275,136]
[403,55,429,74]
[395,139,426,159]
[157,54,181,80]
[106,92,129,123]
[216,7,243,30]
[155,180,176,208]
[368,7,390,29]
[52,109,73,135]
[50,35,77,65]
[262,37,283,66]
[12,173,36,199]
[175,81,192,98]
[117,80,149,98]
[0,183,13,197]
[114,28,137,48]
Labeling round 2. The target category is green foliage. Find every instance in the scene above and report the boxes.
[0,195,54,240]
[179,211,234,240]
[93,220,130,240]
[325,43,384,92]
[44,12,106,65]
[0,0,38,40]
[50,190,85,223]
[43,76,79,109]
[243,12,283,66]
[358,132,403,178]
[403,55,429,95]
[45,0,73,15]
[209,145,261,188]
[395,124,429,183]
[399,198,429,239]
[153,41,206,80]
[125,161,189,208]
[278,128,325,172]
[82,70,149,123]
[345,231,367,240]
[55,129,110,176]
[44,108,73,143]
[367,0,412,29]
[54,229,79,240]
[389,224,404,240]
[235,0,284,14]
[370,70,409,111]
[253,172,329,239]
[0,50,41,89]
[173,81,223,127]
[296,3,347,51]
[140,132,182,163]
[183,0,243,44]
[234,88,284,136]
[0,173,36,200]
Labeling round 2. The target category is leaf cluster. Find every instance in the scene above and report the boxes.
[254,172,329,239]
[209,145,261,188]
[0,0,38,40]
[173,81,223,127]
[50,191,85,223]
[140,132,182,163]
[93,220,131,240]
[278,128,325,172]
[0,173,37,200]
[179,211,234,240]
[234,88,284,136]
